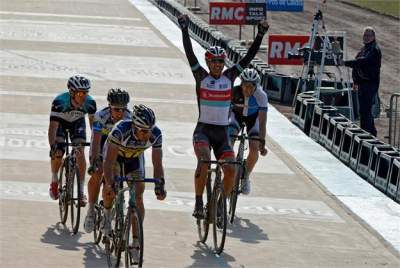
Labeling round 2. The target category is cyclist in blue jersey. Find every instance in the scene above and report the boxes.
[102,104,166,262]
[48,75,96,203]
[230,68,268,195]
[84,88,131,233]
[178,14,269,218]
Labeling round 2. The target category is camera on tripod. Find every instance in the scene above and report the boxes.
[288,46,327,64]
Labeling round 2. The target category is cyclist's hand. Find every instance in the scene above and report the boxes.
[257,20,269,35]
[88,164,96,175]
[178,14,189,30]
[155,178,167,200]
[49,143,63,158]
[259,139,268,156]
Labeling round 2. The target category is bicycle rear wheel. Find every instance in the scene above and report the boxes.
[124,207,144,268]
[197,177,212,243]
[213,186,227,255]
[58,159,69,224]
[70,165,81,234]
[93,203,103,244]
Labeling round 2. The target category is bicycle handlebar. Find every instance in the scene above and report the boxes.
[230,134,262,141]
[200,159,242,166]
[58,142,91,147]
[115,176,161,184]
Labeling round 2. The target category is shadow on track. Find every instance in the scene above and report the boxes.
[227,217,269,244]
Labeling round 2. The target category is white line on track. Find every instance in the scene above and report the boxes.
[0,11,142,21]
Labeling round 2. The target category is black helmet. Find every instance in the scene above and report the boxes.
[107,88,130,107]
[132,104,156,130]
[67,75,91,92]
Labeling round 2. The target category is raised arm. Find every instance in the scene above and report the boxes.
[178,14,200,69]
[237,20,269,70]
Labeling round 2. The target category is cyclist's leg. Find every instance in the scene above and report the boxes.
[193,123,211,217]
[212,126,235,197]
[71,118,87,199]
[84,164,102,232]
[228,112,240,146]
[49,125,66,199]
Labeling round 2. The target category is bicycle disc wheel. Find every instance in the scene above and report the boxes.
[197,178,212,243]
[58,160,69,224]
[229,164,242,224]
[93,204,103,244]
[70,165,81,234]
[213,187,227,255]
[124,207,144,268]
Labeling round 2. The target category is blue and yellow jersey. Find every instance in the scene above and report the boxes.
[92,107,132,138]
[107,120,162,159]
[50,91,97,123]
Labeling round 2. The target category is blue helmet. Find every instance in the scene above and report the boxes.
[132,104,156,130]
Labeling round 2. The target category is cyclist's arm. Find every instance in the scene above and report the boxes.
[48,120,59,146]
[103,141,119,186]
[88,114,94,130]
[152,148,164,180]
[90,131,102,165]
[258,110,267,142]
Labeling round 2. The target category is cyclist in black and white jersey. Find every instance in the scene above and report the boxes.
[230,68,268,195]
[84,88,131,233]
[48,75,96,203]
[178,14,269,218]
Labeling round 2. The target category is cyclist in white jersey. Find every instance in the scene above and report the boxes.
[178,14,269,218]
[229,68,269,195]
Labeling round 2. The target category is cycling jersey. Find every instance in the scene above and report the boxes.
[92,107,131,148]
[107,120,162,159]
[50,92,96,123]
[231,85,268,116]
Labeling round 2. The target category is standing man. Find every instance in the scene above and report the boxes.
[178,14,269,218]
[343,26,381,136]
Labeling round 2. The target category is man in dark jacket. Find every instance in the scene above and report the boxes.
[343,27,381,136]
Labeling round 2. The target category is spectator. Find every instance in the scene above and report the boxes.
[343,26,381,136]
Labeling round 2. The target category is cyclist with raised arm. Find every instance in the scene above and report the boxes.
[102,104,166,262]
[48,75,96,205]
[229,68,268,195]
[178,14,269,218]
[83,88,131,233]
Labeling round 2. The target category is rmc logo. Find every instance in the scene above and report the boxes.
[209,2,246,25]
[268,35,309,65]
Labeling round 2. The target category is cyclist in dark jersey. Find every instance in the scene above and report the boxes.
[230,68,268,195]
[178,14,269,218]
[48,75,96,204]
[84,88,131,233]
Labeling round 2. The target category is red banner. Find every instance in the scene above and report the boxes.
[268,35,309,65]
[209,2,246,25]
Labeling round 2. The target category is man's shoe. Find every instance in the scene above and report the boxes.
[129,239,140,264]
[84,211,95,233]
[49,181,59,200]
[192,204,205,219]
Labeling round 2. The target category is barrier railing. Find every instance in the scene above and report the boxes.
[386,93,400,149]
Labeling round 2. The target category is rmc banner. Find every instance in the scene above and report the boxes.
[209,1,266,25]
[268,35,309,65]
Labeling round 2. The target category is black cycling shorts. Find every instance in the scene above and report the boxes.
[193,122,234,160]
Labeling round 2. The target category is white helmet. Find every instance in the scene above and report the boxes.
[240,68,261,85]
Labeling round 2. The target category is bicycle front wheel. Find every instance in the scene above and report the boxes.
[197,178,212,243]
[69,165,81,234]
[124,207,144,268]
[93,203,103,244]
[229,164,242,224]
[213,186,227,255]
[58,160,69,224]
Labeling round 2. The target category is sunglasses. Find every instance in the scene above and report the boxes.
[110,106,125,112]
[210,59,225,64]
[74,91,88,97]
[136,127,151,134]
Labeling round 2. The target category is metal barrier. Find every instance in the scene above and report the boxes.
[386,93,400,149]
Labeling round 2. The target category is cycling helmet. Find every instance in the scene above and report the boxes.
[240,68,261,85]
[132,104,156,130]
[205,46,226,61]
[107,88,130,107]
[67,75,91,92]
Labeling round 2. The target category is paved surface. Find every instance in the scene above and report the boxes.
[0,0,399,267]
